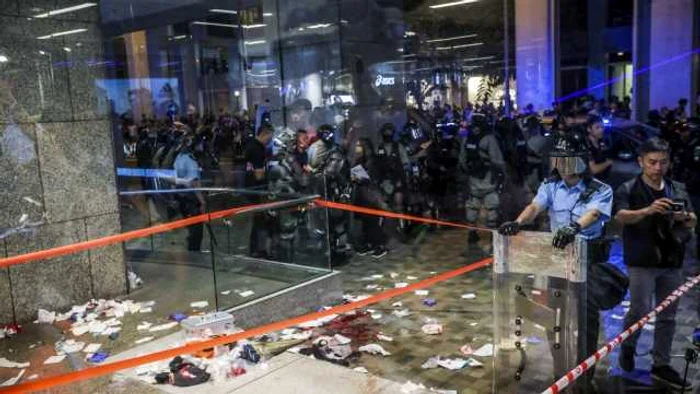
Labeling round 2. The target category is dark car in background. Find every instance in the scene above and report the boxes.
[602,118,660,188]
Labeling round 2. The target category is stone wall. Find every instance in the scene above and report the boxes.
[0,1,125,323]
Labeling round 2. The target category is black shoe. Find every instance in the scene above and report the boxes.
[651,365,692,391]
[355,245,371,256]
[619,345,635,372]
[468,230,480,245]
[372,246,387,259]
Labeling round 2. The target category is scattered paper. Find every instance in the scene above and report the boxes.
[149,322,178,332]
[43,355,66,365]
[371,274,384,279]
[23,196,42,206]
[139,307,153,314]
[0,358,30,369]
[392,302,403,308]
[459,345,474,356]
[395,283,409,288]
[415,290,429,296]
[298,314,338,328]
[531,290,542,296]
[83,344,101,354]
[358,344,391,356]
[27,374,38,381]
[407,276,418,281]
[371,313,383,320]
[401,381,427,393]
[239,291,255,298]
[36,309,55,324]
[392,309,411,318]
[353,367,369,374]
[390,272,399,279]
[469,322,479,327]
[221,290,232,296]
[1,369,25,387]
[141,301,156,307]
[421,357,440,369]
[71,324,89,336]
[334,334,352,345]
[473,344,494,357]
[88,321,108,334]
[377,333,394,342]
[137,322,152,331]
[366,284,380,290]
[280,331,313,341]
[461,293,476,299]
[421,324,443,335]
[437,358,468,370]
[102,327,121,336]
[135,337,155,345]
[57,340,85,354]
[466,358,484,368]
[526,336,542,345]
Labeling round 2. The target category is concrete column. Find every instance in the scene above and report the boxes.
[649,0,696,111]
[515,0,559,112]
[587,0,608,100]
[632,0,651,121]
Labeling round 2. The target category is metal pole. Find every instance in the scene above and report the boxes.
[503,0,511,116]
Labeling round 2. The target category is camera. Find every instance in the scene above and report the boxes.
[671,201,686,212]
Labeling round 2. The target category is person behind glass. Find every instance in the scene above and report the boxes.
[245,124,274,258]
[351,138,388,259]
[614,138,696,391]
[585,115,612,183]
[173,124,206,252]
[498,131,613,393]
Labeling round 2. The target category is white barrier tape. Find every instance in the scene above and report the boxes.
[541,274,700,394]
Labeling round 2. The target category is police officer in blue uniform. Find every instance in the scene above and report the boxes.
[499,130,614,393]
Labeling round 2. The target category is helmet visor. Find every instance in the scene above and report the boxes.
[550,156,587,176]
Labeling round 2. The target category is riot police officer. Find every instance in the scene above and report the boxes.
[459,113,505,243]
[376,123,409,218]
[401,120,434,221]
[498,131,614,393]
[173,127,206,251]
[308,124,351,263]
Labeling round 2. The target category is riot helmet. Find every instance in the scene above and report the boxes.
[380,122,396,142]
[469,113,489,135]
[549,130,589,177]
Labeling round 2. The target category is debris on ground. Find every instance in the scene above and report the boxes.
[472,344,494,357]
[421,323,443,335]
[0,357,30,369]
[43,355,66,365]
[358,344,391,356]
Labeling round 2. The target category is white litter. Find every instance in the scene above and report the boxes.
[104,318,122,327]
[1,369,25,387]
[141,301,156,307]
[401,381,427,393]
[334,334,352,345]
[221,290,232,295]
[298,314,338,328]
[392,309,411,318]
[371,313,383,320]
[135,337,155,345]
[343,294,371,303]
[377,333,394,342]
[422,324,443,335]
[437,358,468,370]
[137,322,152,331]
[88,321,108,334]
[0,357,30,369]
[395,282,409,288]
[473,344,494,357]
[469,322,479,327]
[239,291,255,298]
[643,324,655,331]
[466,358,484,367]
[358,344,391,356]
[83,344,101,354]
[461,293,476,299]
[102,327,121,336]
[149,322,178,332]
[390,272,399,279]
[43,355,66,365]
[421,357,440,369]
[27,374,38,381]
[36,309,55,324]
[407,276,418,281]
[392,302,403,308]
[415,290,429,296]
[57,340,85,354]
[71,324,89,337]
[366,284,380,290]
[531,290,542,296]
[280,331,313,341]
[353,367,369,374]
[139,307,153,314]
[371,274,384,279]
[23,196,42,206]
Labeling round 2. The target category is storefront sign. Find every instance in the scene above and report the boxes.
[375,74,395,87]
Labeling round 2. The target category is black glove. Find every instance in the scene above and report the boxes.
[552,222,581,249]
[498,221,521,236]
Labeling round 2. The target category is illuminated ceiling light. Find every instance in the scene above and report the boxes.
[429,0,479,9]
[426,33,477,43]
[243,24,267,29]
[208,8,237,14]
[33,2,96,18]
[172,35,187,40]
[436,42,483,50]
[192,21,238,28]
[462,55,495,62]
[263,13,274,17]
[397,48,404,52]
[0,55,9,63]
[617,52,624,56]
[36,28,88,40]
[245,40,266,45]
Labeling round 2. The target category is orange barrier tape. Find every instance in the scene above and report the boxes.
[0,201,283,269]
[1,257,493,393]
[314,200,490,231]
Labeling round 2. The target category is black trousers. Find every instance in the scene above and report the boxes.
[177,194,203,252]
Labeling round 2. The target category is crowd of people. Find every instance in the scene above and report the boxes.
[119,94,700,391]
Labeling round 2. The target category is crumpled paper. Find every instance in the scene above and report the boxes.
[358,344,391,356]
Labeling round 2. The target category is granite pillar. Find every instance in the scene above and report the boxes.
[515,0,559,111]
[0,1,125,323]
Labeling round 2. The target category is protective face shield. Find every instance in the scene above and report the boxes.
[549,132,589,177]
